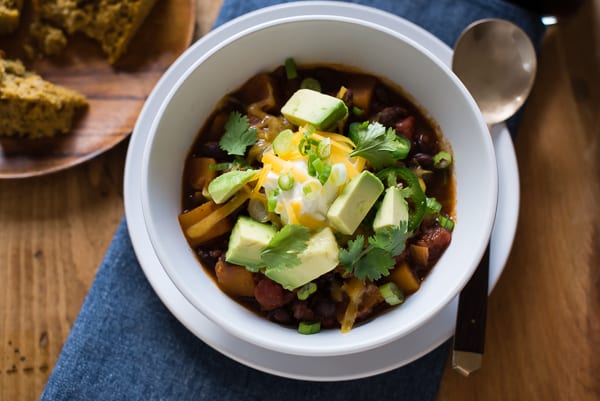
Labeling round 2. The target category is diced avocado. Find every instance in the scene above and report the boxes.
[373,187,409,231]
[281,89,348,130]
[225,216,277,268]
[208,169,257,204]
[326,171,384,235]
[265,227,339,290]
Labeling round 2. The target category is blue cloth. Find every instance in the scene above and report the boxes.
[41,1,544,400]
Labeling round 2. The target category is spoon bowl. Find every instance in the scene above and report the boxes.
[452,18,537,125]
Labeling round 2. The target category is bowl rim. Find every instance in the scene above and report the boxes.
[139,13,498,357]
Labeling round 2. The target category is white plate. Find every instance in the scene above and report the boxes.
[124,1,518,381]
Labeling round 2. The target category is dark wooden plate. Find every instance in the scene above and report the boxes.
[0,0,196,178]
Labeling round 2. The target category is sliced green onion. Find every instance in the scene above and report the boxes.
[298,321,321,335]
[329,163,347,187]
[379,282,405,306]
[209,162,231,171]
[267,189,279,212]
[302,180,321,200]
[312,158,331,185]
[278,174,295,191]
[438,214,455,231]
[272,129,294,156]
[433,151,452,169]
[317,138,331,159]
[352,106,363,116]
[300,77,321,92]
[303,124,316,137]
[307,151,317,176]
[297,282,317,300]
[298,126,316,155]
[425,197,442,215]
[285,57,298,79]
[298,137,308,155]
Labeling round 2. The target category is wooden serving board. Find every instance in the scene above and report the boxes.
[0,0,196,178]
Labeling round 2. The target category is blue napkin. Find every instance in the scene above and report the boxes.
[41,1,543,400]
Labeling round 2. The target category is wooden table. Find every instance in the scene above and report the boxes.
[1,1,598,400]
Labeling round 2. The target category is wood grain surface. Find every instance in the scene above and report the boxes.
[1,0,598,400]
[0,0,195,178]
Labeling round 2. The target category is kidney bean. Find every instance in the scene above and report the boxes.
[254,277,294,311]
[394,116,415,139]
[292,301,315,321]
[414,225,452,266]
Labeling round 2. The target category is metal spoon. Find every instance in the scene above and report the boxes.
[450,18,537,377]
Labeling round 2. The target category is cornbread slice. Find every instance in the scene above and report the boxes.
[0,57,87,138]
[31,0,158,64]
[0,0,23,34]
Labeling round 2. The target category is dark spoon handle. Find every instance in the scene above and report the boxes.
[453,245,489,354]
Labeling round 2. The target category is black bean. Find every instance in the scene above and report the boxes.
[415,132,437,154]
[269,308,292,324]
[199,141,228,159]
[412,153,434,169]
[374,106,407,127]
[313,298,336,318]
[293,301,315,321]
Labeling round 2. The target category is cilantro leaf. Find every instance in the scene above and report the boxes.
[218,111,258,156]
[349,121,410,169]
[353,248,395,281]
[339,224,408,282]
[368,224,408,256]
[261,224,310,270]
[339,235,365,275]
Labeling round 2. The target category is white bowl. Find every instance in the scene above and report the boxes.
[140,14,497,357]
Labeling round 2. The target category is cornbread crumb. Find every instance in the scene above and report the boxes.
[0,0,23,34]
[27,18,68,56]
[31,0,158,64]
[0,57,88,138]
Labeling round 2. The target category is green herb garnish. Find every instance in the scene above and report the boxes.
[218,111,258,156]
[349,121,410,169]
[261,224,310,270]
[339,224,408,282]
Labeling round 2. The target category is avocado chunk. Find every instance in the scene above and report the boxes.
[208,169,257,204]
[281,89,348,130]
[326,170,384,235]
[265,227,339,290]
[373,187,409,231]
[225,216,277,268]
